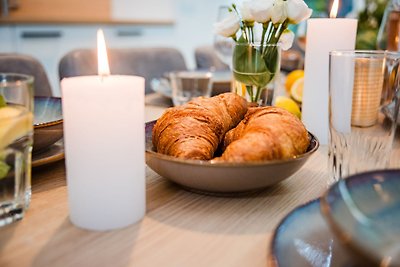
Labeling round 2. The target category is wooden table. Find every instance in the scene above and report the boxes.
[0,94,338,267]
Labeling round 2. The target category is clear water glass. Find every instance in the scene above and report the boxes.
[170,71,212,106]
[328,51,400,184]
[0,73,34,227]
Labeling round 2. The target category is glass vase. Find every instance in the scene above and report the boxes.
[232,43,281,106]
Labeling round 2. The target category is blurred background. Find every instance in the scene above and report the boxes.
[0,0,389,96]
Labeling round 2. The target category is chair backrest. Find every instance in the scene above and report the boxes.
[59,48,188,94]
[194,46,229,71]
[0,53,53,96]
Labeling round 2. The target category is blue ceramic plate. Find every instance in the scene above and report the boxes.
[271,170,400,267]
[33,97,63,152]
[321,170,400,266]
[32,139,64,168]
[34,96,62,126]
[270,199,355,267]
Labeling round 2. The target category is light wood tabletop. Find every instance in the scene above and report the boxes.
[0,93,345,267]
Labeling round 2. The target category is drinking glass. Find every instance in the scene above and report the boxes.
[213,6,235,68]
[328,50,400,184]
[0,73,34,226]
[170,71,212,106]
[377,0,400,51]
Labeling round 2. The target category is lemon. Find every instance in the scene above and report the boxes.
[274,96,301,119]
[0,95,6,108]
[0,106,33,149]
[285,70,304,93]
[290,76,304,103]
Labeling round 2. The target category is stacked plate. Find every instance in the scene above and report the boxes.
[270,170,400,267]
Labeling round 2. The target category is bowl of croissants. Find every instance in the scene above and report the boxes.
[146,93,319,194]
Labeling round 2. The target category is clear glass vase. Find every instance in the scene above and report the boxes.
[231,43,281,106]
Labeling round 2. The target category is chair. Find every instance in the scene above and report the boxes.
[0,53,53,96]
[59,48,188,94]
[194,46,229,71]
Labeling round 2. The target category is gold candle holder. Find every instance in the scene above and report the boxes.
[351,57,385,127]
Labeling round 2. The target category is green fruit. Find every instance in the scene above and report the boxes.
[0,95,6,108]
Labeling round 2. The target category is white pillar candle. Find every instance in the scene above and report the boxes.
[61,29,145,231]
[61,75,145,231]
[302,18,357,144]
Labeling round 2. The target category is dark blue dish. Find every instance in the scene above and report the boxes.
[33,97,63,152]
[270,199,355,267]
[321,170,400,266]
[271,170,400,267]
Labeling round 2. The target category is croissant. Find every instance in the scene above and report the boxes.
[152,93,248,160]
[215,106,310,162]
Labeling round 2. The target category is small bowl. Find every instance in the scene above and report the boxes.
[33,97,63,152]
[321,170,400,266]
[145,120,319,194]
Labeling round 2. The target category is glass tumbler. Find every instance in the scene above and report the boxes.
[0,73,34,226]
[328,51,400,184]
[170,71,212,106]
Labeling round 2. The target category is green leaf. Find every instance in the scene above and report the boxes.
[0,95,6,108]
[232,43,279,88]
[262,45,279,81]
[232,44,270,87]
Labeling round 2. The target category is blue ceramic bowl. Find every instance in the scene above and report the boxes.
[33,97,63,152]
[321,170,400,266]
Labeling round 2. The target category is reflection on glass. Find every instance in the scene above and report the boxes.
[213,6,235,68]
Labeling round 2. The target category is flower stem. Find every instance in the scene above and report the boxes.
[231,4,249,42]
[255,86,262,103]
[246,85,254,102]
[260,23,268,53]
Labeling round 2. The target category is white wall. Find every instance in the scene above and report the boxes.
[172,0,231,68]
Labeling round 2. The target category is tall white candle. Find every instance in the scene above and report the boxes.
[61,30,145,231]
[302,2,357,144]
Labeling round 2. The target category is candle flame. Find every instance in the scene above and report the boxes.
[97,29,110,76]
[330,0,339,18]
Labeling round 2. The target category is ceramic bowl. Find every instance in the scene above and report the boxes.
[320,170,400,266]
[145,120,319,194]
[33,97,63,152]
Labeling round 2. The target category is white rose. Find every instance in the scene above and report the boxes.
[250,0,274,23]
[213,12,240,38]
[286,0,312,24]
[278,29,295,50]
[271,0,287,24]
[241,1,255,23]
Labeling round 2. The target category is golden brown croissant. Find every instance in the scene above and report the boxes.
[152,93,248,160]
[215,106,310,162]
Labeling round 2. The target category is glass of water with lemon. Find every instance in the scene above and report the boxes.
[0,73,33,227]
